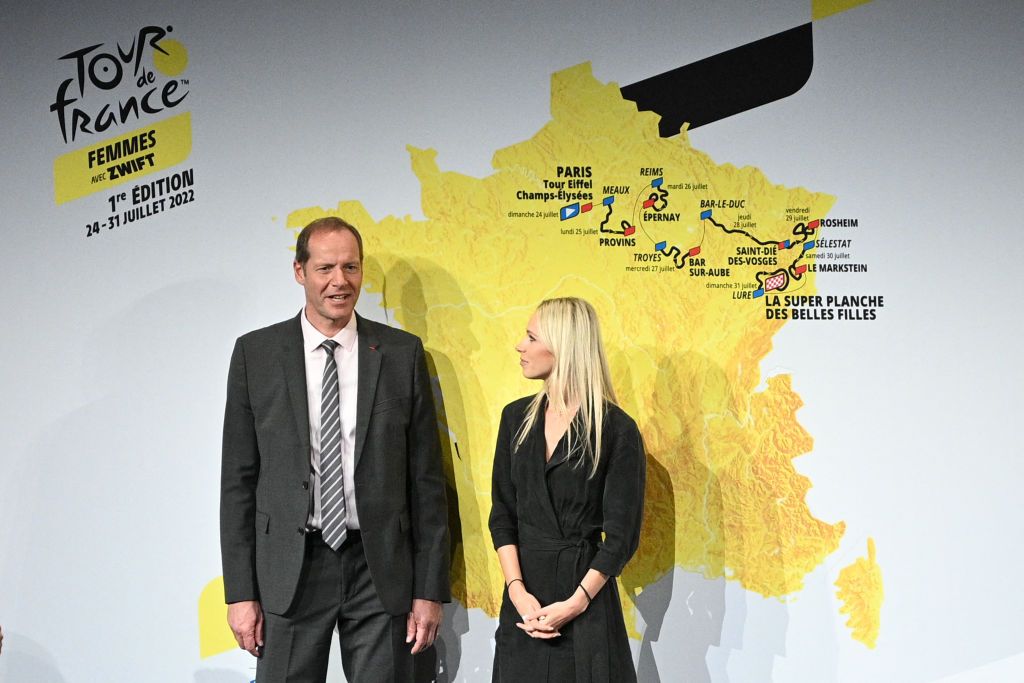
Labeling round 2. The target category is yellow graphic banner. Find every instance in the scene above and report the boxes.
[198,576,236,659]
[812,0,873,21]
[53,111,192,205]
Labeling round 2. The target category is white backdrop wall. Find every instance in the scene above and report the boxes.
[1,2,1022,681]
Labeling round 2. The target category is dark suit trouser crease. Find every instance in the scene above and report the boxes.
[256,530,412,683]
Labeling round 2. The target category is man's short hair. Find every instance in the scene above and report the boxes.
[295,216,364,264]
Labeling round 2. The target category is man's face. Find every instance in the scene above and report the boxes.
[294,229,363,335]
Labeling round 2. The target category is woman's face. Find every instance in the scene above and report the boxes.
[515,313,555,380]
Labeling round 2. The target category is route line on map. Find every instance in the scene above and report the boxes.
[571,175,823,296]
[634,178,676,247]
[635,190,822,298]
[598,196,634,235]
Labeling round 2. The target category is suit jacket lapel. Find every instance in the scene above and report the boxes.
[354,314,381,471]
[282,313,311,455]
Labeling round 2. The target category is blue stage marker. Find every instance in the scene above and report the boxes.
[652,177,663,188]
[655,241,667,251]
[753,289,765,299]
[560,203,580,221]
[803,240,816,251]
[700,209,712,220]
[602,195,615,206]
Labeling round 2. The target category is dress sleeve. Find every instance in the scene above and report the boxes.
[590,412,646,577]
[489,404,519,549]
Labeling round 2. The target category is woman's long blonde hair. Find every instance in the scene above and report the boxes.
[513,297,618,476]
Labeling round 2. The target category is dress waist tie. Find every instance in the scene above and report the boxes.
[519,523,611,682]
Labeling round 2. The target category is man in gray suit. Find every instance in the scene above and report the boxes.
[220,216,450,681]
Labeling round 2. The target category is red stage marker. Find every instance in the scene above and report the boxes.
[689,246,701,257]
[795,264,807,274]
[643,198,655,209]
[808,219,820,230]
[581,203,593,213]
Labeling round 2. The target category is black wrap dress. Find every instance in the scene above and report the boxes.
[489,396,646,682]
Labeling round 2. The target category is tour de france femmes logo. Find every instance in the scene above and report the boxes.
[50,25,189,144]
[51,24,194,206]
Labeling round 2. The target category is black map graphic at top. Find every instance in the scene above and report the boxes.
[621,23,813,135]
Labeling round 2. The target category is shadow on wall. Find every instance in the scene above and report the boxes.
[619,351,733,682]
[641,349,798,682]
[371,256,486,683]
[710,477,791,681]
[707,538,792,679]
[362,259,795,681]
[0,633,68,683]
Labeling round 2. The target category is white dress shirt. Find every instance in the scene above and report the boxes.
[300,309,360,530]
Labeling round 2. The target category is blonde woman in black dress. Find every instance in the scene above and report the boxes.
[489,297,645,682]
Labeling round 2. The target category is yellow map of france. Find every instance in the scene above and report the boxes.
[199,62,882,655]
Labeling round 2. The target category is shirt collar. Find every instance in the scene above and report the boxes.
[300,308,358,353]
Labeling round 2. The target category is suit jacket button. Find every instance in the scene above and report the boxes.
[302,481,309,490]
[297,527,305,534]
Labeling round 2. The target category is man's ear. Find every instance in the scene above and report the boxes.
[293,260,305,284]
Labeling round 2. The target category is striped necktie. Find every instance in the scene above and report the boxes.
[318,339,348,550]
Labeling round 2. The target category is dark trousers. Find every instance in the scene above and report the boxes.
[256,530,413,682]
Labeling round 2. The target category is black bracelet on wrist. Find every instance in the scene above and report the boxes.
[507,578,524,589]
[578,583,593,603]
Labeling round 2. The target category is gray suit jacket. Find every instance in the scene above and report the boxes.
[220,312,450,615]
